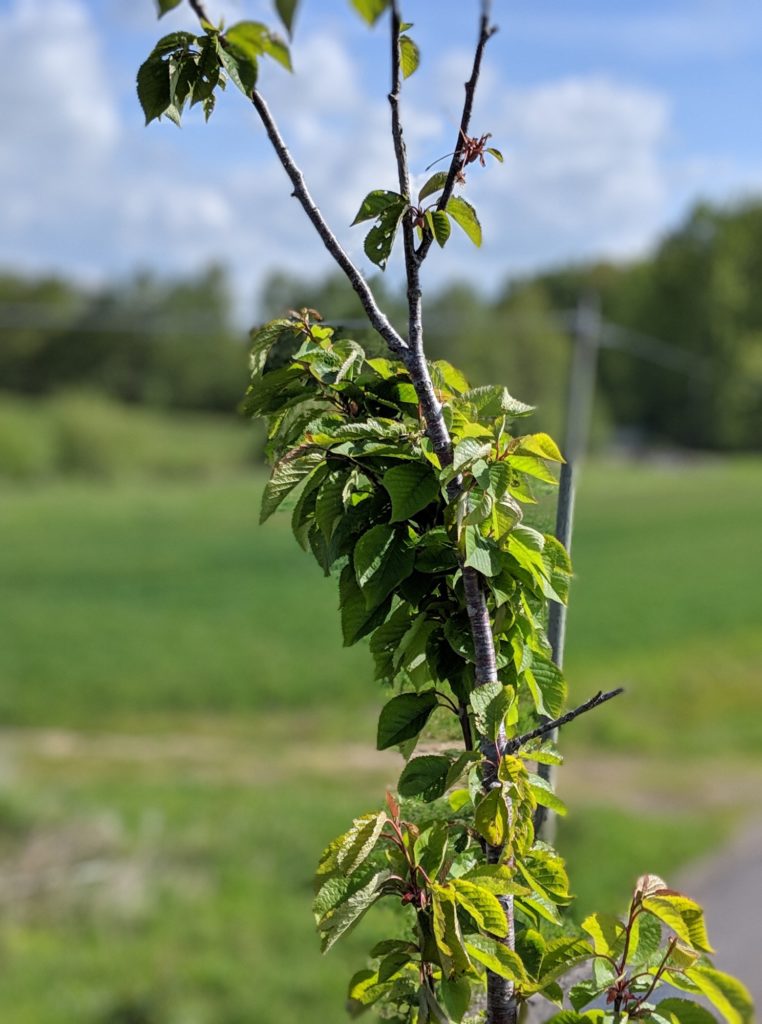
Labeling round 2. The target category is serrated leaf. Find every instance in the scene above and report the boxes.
[364,200,407,270]
[538,937,593,984]
[526,652,567,718]
[464,526,502,577]
[217,38,258,95]
[528,773,567,816]
[354,524,415,609]
[462,385,535,419]
[137,55,171,125]
[156,0,182,15]
[398,755,452,801]
[642,893,714,954]
[426,209,451,247]
[383,462,439,522]
[474,787,508,846]
[470,682,516,741]
[352,189,406,225]
[581,912,623,956]
[414,822,449,878]
[260,450,323,523]
[399,34,420,77]
[275,0,300,36]
[517,432,565,462]
[452,879,508,936]
[316,811,388,879]
[433,892,472,976]
[350,0,390,25]
[318,870,390,952]
[377,690,438,749]
[418,171,448,203]
[226,21,292,71]
[446,196,482,246]
[461,864,531,897]
[466,934,527,982]
[339,564,392,646]
[685,966,754,1024]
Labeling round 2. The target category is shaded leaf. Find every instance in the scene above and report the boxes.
[383,462,440,522]
[352,189,405,225]
[418,171,448,203]
[426,209,451,247]
[441,976,471,1024]
[156,0,182,15]
[474,787,508,847]
[339,565,392,646]
[377,690,438,749]
[137,55,171,125]
[684,966,753,1024]
[260,450,323,523]
[354,524,415,609]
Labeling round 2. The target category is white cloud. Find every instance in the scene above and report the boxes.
[1,2,761,316]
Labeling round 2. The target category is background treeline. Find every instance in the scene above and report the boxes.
[0,199,760,475]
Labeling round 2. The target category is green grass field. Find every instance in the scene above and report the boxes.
[0,457,760,1022]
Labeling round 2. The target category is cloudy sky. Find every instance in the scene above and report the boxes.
[2,0,762,315]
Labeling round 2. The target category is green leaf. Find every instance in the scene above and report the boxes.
[526,652,567,718]
[352,189,406,225]
[354,524,415,609]
[441,976,471,1024]
[318,870,390,952]
[642,893,714,953]
[528,773,568,816]
[656,999,722,1024]
[581,912,623,956]
[315,470,348,540]
[684,965,754,1024]
[350,0,390,25]
[151,31,197,56]
[517,432,565,462]
[156,0,183,15]
[275,0,300,36]
[399,34,420,77]
[486,146,504,162]
[418,171,448,203]
[464,526,502,577]
[398,755,452,801]
[226,21,293,71]
[364,199,408,270]
[453,437,492,471]
[461,385,535,419]
[426,209,451,247]
[376,690,438,749]
[339,565,392,646]
[629,911,663,966]
[461,864,531,897]
[543,1014,593,1024]
[217,38,258,94]
[466,934,527,983]
[433,891,471,976]
[446,196,482,246]
[316,811,388,879]
[260,450,323,523]
[452,879,508,936]
[538,937,593,985]
[414,822,449,878]
[137,55,171,125]
[474,787,508,846]
[383,462,439,522]
[470,683,516,742]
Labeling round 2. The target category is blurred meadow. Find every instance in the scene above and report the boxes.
[2,1,762,1013]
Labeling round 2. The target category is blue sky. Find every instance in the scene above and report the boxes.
[2,0,761,317]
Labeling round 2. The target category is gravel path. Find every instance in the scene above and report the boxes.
[676,822,762,1007]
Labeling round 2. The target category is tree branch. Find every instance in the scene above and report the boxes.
[506,687,625,754]
[416,0,497,263]
[187,0,212,24]
[249,89,409,359]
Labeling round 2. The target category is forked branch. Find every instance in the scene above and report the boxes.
[506,687,625,754]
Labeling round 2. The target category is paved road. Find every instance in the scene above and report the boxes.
[676,822,762,1007]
